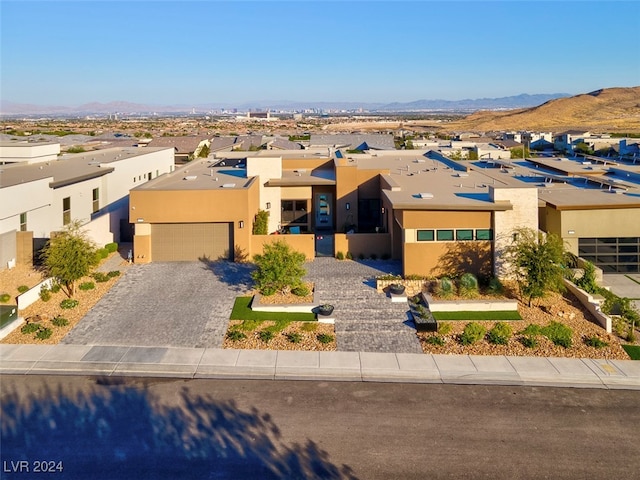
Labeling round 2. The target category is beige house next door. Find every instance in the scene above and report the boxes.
[151,223,233,261]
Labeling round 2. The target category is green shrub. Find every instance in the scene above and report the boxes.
[345,252,353,260]
[36,327,53,340]
[370,253,378,260]
[291,284,310,297]
[252,210,269,235]
[520,336,538,348]
[487,277,504,296]
[541,321,573,348]
[519,324,542,336]
[458,273,479,298]
[613,317,628,337]
[358,253,365,260]
[487,322,512,345]
[259,330,275,343]
[21,323,40,334]
[79,281,95,291]
[336,251,345,260]
[460,322,486,345]
[96,248,109,260]
[437,322,452,335]
[584,336,609,349]
[286,332,302,343]
[226,330,246,341]
[17,285,29,294]
[92,272,109,283]
[50,283,61,293]
[301,322,318,332]
[575,261,599,294]
[426,335,445,346]
[107,270,120,278]
[317,333,334,344]
[60,298,79,309]
[0,293,11,303]
[39,285,52,302]
[251,241,307,297]
[436,277,456,299]
[52,316,69,327]
[105,242,118,253]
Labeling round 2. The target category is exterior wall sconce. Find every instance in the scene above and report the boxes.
[266,202,271,209]
[381,207,385,214]
[346,203,350,210]
[568,230,575,235]
[239,221,244,228]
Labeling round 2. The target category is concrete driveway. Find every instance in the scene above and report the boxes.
[62,261,254,348]
[602,274,640,312]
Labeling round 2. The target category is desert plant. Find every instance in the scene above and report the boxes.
[21,323,40,334]
[52,316,69,327]
[50,282,61,293]
[107,270,121,278]
[92,272,109,283]
[487,277,504,296]
[105,242,118,253]
[259,330,275,343]
[252,241,306,296]
[252,209,270,235]
[426,335,445,346]
[458,273,479,298]
[520,335,538,348]
[487,322,513,345]
[17,285,29,294]
[436,277,456,299]
[291,284,310,297]
[336,251,345,260]
[541,321,573,348]
[437,322,452,335]
[584,336,609,349]
[39,285,52,302]
[317,333,334,344]
[286,332,302,343]
[79,281,95,291]
[226,330,246,341]
[345,252,353,260]
[301,322,318,332]
[575,261,599,294]
[519,324,542,336]
[460,322,486,345]
[0,293,11,303]
[60,298,79,309]
[96,248,109,260]
[35,327,53,340]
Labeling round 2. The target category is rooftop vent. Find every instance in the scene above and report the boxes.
[183,175,197,181]
[456,172,469,177]
[221,183,236,188]
[418,192,434,199]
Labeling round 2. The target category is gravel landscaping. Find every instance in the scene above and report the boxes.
[224,320,336,351]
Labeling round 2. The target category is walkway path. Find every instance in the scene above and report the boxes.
[306,259,422,354]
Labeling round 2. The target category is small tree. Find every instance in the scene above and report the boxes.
[197,144,210,158]
[252,210,270,235]
[41,221,99,297]
[505,228,566,307]
[252,241,306,296]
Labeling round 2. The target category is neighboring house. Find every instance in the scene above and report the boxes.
[267,137,303,150]
[0,145,174,269]
[553,130,591,153]
[309,134,396,151]
[0,140,60,165]
[147,136,210,164]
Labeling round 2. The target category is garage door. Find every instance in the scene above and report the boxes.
[151,223,233,262]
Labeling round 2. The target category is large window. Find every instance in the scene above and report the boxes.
[20,212,27,231]
[579,237,639,273]
[436,229,454,241]
[456,229,474,241]
[92,188,100,213]
[281,200,308,225]
[63,197,71,225]
[475,229,493,240]
[417,230,434,242]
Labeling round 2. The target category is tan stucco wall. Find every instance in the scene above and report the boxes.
[16,231,33,266]
[251,235,315,260]
[281,186,312,199]
[334,233,391,258]
[400,210,492,230]
[403,240,492,278]
[282,158,333,170]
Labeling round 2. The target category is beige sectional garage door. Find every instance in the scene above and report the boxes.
[151,223,232,261]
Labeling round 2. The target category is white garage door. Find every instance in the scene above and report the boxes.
[151,223,232,261]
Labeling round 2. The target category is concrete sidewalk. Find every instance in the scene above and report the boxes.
[1,344,638,390]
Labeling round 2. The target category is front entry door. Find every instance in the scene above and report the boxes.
[315,193,333,230]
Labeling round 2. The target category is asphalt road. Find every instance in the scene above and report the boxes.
[1,376,638,479]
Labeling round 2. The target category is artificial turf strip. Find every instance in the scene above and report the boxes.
[229,296,316,322]
[431,310,522,321]
[622,344,640,360]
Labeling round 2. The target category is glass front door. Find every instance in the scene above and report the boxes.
[315,193,333,230]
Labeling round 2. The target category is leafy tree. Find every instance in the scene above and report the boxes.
[252,210,270,235]
[41,221,99,297]
[197,144,210,158]
[252,241,306,296]
[505,228,566,307]
[574,142,594,155]
[510,146,530,159]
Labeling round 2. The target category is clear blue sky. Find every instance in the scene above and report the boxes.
[1,1,639,106]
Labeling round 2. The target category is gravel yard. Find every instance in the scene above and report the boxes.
[224,320,336,351]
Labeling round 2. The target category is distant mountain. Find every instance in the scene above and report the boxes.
[0,93,572,116]
[444,86,640,132]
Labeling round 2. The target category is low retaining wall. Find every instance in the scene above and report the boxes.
[563,279,612,333]
[250,293,317,313]
[17,278,56,311]
[376,279,426,296]
[424,293,519,313]
[335,233,391,259]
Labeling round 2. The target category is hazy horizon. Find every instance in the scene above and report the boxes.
[2,1,639,106]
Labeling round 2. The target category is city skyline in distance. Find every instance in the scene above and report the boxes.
[1,1,639,106]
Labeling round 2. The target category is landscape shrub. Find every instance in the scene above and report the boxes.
[226,330,246,341]
[92,272,109,283]
[437,322,452,335]
[60,299,79,309]
[458,273,479,298]
[336,251,345,260]
[36,327,53,340]
[370,253,378,260]
[0,293,11,303]
[317,333,334,344]
[519,324,542,336]
[460,322,486,345]
[17,285,29,294]
[541,321,573,348]
[21,323,40,334]
[79,281,95,291]
[251,241,306,296]
[39,285,52,302]
[107,270,121,278]
[487,322,512,345]
[259,330,275,343]
[426,335,445,346]
[252,210,269,235]
[291,284,310,297]
[345,252,353,260]
[575,261,599,294]
[584,336,609,349]
[520,335,538,348]
[105,242,118,253]
[50,283,61,293]
[286,332,302,343]
[358,253,365,260]
[96,248,109,260]
[301,323,318,332]
[52,316,69,327]
[436,277,456,299]
[487,277,504,296]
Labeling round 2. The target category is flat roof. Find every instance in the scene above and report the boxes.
[0,147,171,189]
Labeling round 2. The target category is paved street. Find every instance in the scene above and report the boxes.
[2,376,639,479]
